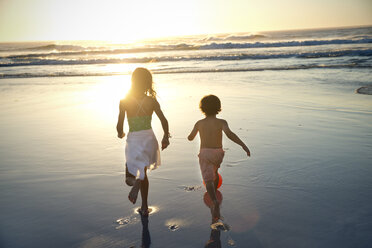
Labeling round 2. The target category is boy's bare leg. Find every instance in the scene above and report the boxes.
[128,179,141,204]
[205,181,220,222]
[214,171,219,191]
[140,170,149,216]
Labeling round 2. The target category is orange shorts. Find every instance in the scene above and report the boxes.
[198,148,225,182]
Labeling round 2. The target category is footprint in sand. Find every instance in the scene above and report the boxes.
[165,218,190,231]
[115,215,139,229]
[227,237,236,247]
[178,185,203,192]
[168,224,179,231]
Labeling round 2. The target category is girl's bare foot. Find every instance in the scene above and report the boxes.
[138,207,149,216]
[128,180,141,204]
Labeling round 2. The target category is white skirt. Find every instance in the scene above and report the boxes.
[125,129,160,180]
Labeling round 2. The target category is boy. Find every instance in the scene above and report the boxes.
[188,95,250,222]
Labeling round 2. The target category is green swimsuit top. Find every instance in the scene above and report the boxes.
[127,96,152,132]
[128,115,152,132]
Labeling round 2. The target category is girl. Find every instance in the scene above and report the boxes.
[116,67,170,216]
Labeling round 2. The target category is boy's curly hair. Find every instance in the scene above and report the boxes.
[199,95,221,116]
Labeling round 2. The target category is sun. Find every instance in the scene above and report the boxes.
[82,75,131,124]
[0,0,202,42]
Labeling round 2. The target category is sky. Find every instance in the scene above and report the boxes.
[0,0,371,42]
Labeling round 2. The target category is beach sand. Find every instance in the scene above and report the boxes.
[1,69,372,247]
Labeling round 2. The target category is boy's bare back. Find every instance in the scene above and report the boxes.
[188,95,250,156]
[189,115,250,156]
[194,117,224,148]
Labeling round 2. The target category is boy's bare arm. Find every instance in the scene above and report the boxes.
[116,101,125,138]
[154,99,170,150]
[188,122,199,141]
[222,120,250,156]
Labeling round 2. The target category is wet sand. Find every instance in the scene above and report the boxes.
[1,69,372,247]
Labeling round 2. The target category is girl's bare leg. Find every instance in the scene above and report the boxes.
[126,177,136,186]
[125,164,136,186]
[139,170,149,216]
[128,179,141,204]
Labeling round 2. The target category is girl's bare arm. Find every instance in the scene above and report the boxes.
[222,120,250,156]
[154,99,170,150]
[116,101,126,138]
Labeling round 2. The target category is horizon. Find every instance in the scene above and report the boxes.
[1,24,371,44]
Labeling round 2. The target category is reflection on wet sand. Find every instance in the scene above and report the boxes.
[137,206,159,247]
[204,189,223,248]
[203,190,223,223]
[140,214,151,248]
[116,207,158,247]
[205,228,222,248]
[203,190,236,247]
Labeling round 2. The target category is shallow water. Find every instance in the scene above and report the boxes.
[0,69,372,247]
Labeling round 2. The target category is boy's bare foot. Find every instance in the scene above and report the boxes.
[128,180,141,204]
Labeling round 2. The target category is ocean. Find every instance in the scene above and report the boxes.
[0,26,372,248]
[1,26,372,79]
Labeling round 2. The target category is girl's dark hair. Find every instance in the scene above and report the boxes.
[199,95,221,116]
[130,67,156,98]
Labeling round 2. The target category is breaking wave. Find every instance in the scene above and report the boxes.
[199,38,372,50]
[1,49,371,67]
[1,37,371,59]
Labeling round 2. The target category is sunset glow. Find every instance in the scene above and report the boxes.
[0,0,371,42]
